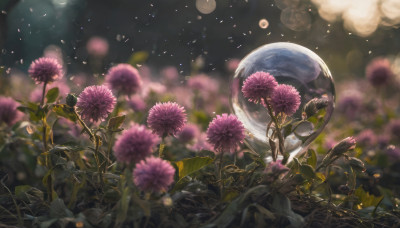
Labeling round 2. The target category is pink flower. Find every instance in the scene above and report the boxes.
[206,113,245,153]
[187,74,219,93]
[337,91,363,120]
[387,119,400,139]
[271,84,301,116]
[86,36,109,57]
[178,124,200,143]
[385,145,400,160]
[0,97,22,126]
[133,157,175,193]
[242,71,278,104]
[356,129,377,147]
[76,85,116,122]
[113,125,158,164]
[128,96,146,112]
[147,102,187,137]
[161,66,179,82]
[226,58,240,72]
[366,58,393,87]
[106,64,142,95]
[28,57,63,84]
[190,133,213,151]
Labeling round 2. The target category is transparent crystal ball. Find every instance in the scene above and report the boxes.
[230,42,335,158]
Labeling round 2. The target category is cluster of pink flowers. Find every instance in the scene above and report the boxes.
[242,71,301,116]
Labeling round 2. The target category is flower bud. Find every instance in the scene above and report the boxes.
[66,93,77,107]
[331,137,356,156]
[348,157,365,172]
[303,97,329,119]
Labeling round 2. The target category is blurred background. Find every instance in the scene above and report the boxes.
[0,0,400,81]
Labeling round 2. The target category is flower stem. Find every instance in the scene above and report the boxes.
[105,132,113,172]
[40,82,47,107]
[159,137,165,158]
[264,99,285,160]
[218,151,225,195]
[40,82,52,201]
[72,108,95,142]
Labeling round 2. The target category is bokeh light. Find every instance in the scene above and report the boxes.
[258,19,269,29]
[195,0,216,15]
[311,0,400,37]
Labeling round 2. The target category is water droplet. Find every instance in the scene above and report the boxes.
[230,42,335,160]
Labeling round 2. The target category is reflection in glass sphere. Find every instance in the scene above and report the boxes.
[230,42,335,160]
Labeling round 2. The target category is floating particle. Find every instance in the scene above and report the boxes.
[259,19,269,29]
[196,0,216,14]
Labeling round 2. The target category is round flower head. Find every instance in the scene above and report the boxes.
[76,85,116,122]
[337,91,363,120]
[206,113,245,153]
[0,97,22,126]
[128,96,146,112]
[86,36,109,57]
[388,119,400,139]
[28,57,63,84]
[133,157,175,193]
[147,102,187,137]
[187,74,219,93]
[271,84,301,116]
[356,129,377,147]
[385,145,400,160]
[178,123,200,144]
[113,125,158,164]
[106,64,142,95]
[366,58,393,87]
[190,133,213,151]
[242,71,278,103]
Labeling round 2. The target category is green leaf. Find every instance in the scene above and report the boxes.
[15,185,32,200]
[175,156,213,180]
[299,164,316,180]
[307,149,317,168]
[271,193,304,227]
[49,198,73,218]
[52,104,77,122]
[222,190,240,202]
[354,186,384,209]
[107,115,125,131]
[202,185,269,228]
[46,87,59,103]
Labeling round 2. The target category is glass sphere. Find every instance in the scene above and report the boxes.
[230,42,335,159]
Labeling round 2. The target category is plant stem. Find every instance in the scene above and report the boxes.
[72,108,95,141]
[94,135,104,187]
[218,151,225,195]
[105,132,113,172]
[40,82,53,201]
[264,99,285,160]
[158,137,165,158]
[41,82,48,152]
